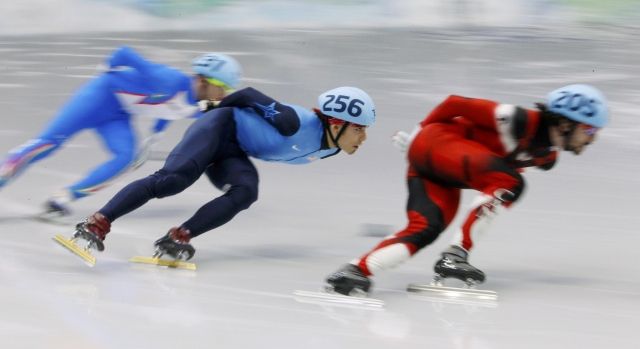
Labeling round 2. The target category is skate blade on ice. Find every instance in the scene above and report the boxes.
[407,283,498,307]
[129,256,196,270]
[293,290,384,309]
[52,234,96,267]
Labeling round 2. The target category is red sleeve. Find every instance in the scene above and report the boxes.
[421,95,499,130]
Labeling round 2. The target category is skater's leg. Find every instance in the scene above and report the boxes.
[44,119,137,215]
[97,108,236,222]
[431,163,523,284]
[0,138,63,187]
[326,175,459,296]
[412,130,525,283]
[353,176,459,276]
[66,118,137,198]
[449,156,525,251]
[181,155,259,237]
[96,153,205,222]
[0,75,115,189]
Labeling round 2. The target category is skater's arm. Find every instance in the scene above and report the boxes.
[421,95,498,130]
[106,46,156,75]
[218,87,300,136]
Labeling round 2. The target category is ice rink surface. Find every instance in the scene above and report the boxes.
[0,28,639,348]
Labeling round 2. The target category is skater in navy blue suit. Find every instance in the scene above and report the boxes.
[72,86,377,260]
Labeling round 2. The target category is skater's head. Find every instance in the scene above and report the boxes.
[192,53,242,101]
[315,86,376,154]
[538,84,609,155]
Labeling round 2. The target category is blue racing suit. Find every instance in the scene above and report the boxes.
[0,46,199,199]
[98,87,342,237]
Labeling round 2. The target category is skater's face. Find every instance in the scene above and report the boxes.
[551,120,598,155]
[194,76,228,102]
[567,123,599,154]
[330,123,368,154]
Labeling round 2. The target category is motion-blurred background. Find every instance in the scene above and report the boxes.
[2,0,639,35]
[1,2,639,349]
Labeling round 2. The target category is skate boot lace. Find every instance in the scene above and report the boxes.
[442,257,458,269]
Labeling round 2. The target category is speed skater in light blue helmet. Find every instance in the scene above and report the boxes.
[315,86,376,154]
[539,83,609,154]
[192,53,242,92]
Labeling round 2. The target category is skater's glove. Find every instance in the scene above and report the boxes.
[391,125,421,153]
[132,132,164,170]
[391,131,411,152]
[198,99,220,112]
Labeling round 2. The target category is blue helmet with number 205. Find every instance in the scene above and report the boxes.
[318,86,376,126]
[545,84,609,128]
[192,53,242,89]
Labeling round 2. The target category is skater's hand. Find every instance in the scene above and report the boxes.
[391,131,411,153]
[132,132,164,170]
[198,99,220,112]
[391,125,421,153]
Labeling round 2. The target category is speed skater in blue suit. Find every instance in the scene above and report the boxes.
[0,46,242,216]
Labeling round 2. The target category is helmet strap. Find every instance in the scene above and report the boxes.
[330,122,350,149]
[318,111,350,149]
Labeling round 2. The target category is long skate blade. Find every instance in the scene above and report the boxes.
[293,290,384,309]
[129,256,196,270]
[52,234,96,267]
[407,283,498,306]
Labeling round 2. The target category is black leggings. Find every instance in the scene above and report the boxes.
[99,108,259,237]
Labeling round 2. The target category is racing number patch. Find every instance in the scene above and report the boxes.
[322,94,364,118]
[550,91,598,118]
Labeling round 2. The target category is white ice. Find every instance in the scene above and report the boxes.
[0,26,639,349]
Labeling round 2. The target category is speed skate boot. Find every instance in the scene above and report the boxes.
[434,245,485,287]
[325,264,372,297]
[73,212,111,251]
[153,227,195,261]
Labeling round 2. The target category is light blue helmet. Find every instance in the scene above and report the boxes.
[192,53,242,89]
[317,86,376,126]
[546,84,609,128]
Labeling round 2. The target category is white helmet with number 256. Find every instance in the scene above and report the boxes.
[317,86,376,126]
